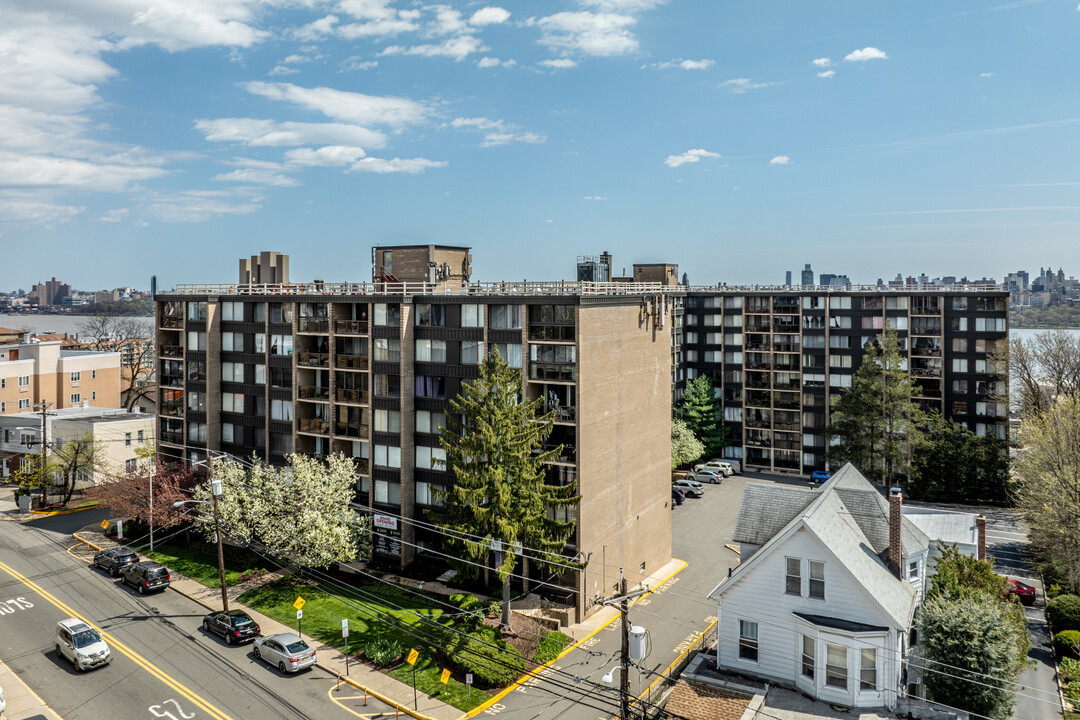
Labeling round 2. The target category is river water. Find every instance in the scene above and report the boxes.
[0,315,155,339]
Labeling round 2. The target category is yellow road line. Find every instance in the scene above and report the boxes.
[330,673,444,720]
[462,558,689,719]
[66,543,94,564]
[0,559,237,720]
[326,684,394,719]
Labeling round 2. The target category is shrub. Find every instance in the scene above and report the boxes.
[365,637,402,666]
[1056,630,1080,660]
[1048,595,1080,633]
[482,599,502,617]
[533,631,571,665]
[449,593,482,612]
[448,633,525,686]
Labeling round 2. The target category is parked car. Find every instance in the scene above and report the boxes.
[55,618,110,671]
[671,488,685,506]
[93,546,139,577]
[809,470,832,485]
[695,459,735,476]
[1006,578,1037,605]
[688,469,723,485]
[203,610,261,645]
[252,633,317,674]
[1,683,6,714]
[672,479,705,498]
[119,561,171,595]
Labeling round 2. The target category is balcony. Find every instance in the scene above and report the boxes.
[299,352,330,368]
[161,400,184,417]
[160,372,184,388]
[160,344,183,358]
[335,320,368,335]
[336,388,369,404]
[335,423,369,439]
[299,418,330,434]
[745,320,771,333]
[298,318,330,334]
[160,316,183,330]
[160,430,183,445]
[335,354,368,371]
[297,385,330,400]
[545,404,577,423]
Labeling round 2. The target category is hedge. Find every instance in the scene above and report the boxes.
[1048,595,1080,633]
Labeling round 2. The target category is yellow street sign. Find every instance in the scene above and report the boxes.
[440,668,451,684]
[100,520,110,530]
[293,596,306,611]
[406,648,419,666]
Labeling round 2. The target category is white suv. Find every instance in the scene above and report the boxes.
[672,479,705,497]
[55,618,111,672]
[695,459,735,476]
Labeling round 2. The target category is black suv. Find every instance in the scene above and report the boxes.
[203,610,261,644]
[93,547,139,577]
[119,561,171,595]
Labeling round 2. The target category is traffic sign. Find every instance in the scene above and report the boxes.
[293,596,306,611]
[100,519,110,530]
[296,609,303,620]
[406,648,419,666]
[440,668,451,684]
[466,673,473,686]
[342,618,349,637]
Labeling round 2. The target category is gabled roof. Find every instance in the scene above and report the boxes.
[826,464,930,558]
[732,483,816,546]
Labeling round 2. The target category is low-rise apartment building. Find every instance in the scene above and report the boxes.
[0,340,121,416]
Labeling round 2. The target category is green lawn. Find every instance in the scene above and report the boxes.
[239,582,490,711]
[129,541,259,588]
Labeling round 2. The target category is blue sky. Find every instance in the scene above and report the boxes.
[2,0,1078,291]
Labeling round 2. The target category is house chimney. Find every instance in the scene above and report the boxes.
[976,515,987,561]
[888,488,903,579]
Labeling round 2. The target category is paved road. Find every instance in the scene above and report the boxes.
[0,511,396,720]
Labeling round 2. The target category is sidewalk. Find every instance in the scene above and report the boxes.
[74,523,463,720]
[0,657,64,720]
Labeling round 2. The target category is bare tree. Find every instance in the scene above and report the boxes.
[50,433,106,504]
[77,314,155,411]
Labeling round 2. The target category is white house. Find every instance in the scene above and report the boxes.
[708,464,984,710]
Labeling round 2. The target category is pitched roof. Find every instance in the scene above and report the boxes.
[826,464,930,558]
[732,483,816,546]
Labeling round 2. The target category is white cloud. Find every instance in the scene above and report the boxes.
[341,57,379,71]
[844,47,888,62]
[285,146,367,167]
[334,0,421,38]
[817,70,835,79]
[579,0,666,10]
[98,208,130,223]
[536,12,638,57]
[281,54,311,65]
[269,64,300,76]
[146,190,263,223]
[721,78,774,93]
[194,118,388,149]
[380,34,486,62]
[213,168,301,186]
[584,195,607,200]
[0,191,84,225]
[451,117,546,147]
[769,155,792,165]
[979,72,995,78]
[294,14,340,41]
[479,132,544,147]
[664,148,720,168]
[0,151,167,191]
[540,58,578,69]
[470,7,511,26]
[478,57,516,68]
[240,82,430,126]
[811,57,831,67]
[650,58,714,70]
[350,157,448,174]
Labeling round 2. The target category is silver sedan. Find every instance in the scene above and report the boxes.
[252,633,317,674]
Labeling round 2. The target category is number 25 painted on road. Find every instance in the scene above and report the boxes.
[148,698,195,720]
[0,597,34,614]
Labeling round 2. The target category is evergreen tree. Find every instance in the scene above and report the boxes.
[825,324,926,485]
[679,374,729,457]
[431,349,580,627]
[909,412,1010,504]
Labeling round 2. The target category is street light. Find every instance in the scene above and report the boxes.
[174,476,228,612]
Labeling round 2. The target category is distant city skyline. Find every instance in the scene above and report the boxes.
[2,1,1079,288]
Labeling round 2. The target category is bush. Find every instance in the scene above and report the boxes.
[1048,595,1080,633]
[533,631,571,665]
[1056,630,1080,659]
[448,633,525,686]
[365,637,402,666]
[482,599,502,617]
[449,593,482,612]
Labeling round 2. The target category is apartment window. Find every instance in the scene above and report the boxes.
[724,314,743,327]
[829,335,851,349]
[952,338,968,352]
[826,645,848,689]
[373,303,401,327]
[270,432,292,455]
[724,407,743,422]
[738,620,758,662]
[373,338,400,363]
[489,342,520,368]
[91,369,96,379]
[890,316,908,330]
[374,409,401,433]
[0,379,4,389]
[952,359,969,373]
[951,317,968,332]
[415,375,446,399]
[802,635,815,679]
[253,396,265,417]
[222,423,236,444]
[70,371,81,382]
[187,302,207,321]
[415,445,446,470]
[137,429,144,443]
[269,302,294,323]
[18,399,30,410]
[861,316,884,330]
[188,421,207,443]
[70,393,81,404]
[222,393,245,413]
[374,444,401,468]
[724,352,743,364]
[724,296,743,309]
[952,297,968,310]
[803,335,824,349]
[489,304,522,329]
[953,380,968,393]
[414,304,447,327]
[829,355,852,368]
[416,410,446,434]
[415,481,444,507]
[254,333,267,353]
[125,432,132,447]
[886,297,908,310]
[18,375,30,387]
[125,459,137,473]
[530,344,576,364]
[415,339,447,363]
[831,297,852,310]
[829,316,851,329]
[829,375,852,388]
[254,364,266,384]
[703,314,723,326]
[1,402,5,412]
[953,401,968,414]
[809,560,825,599]
[725,333,743,346]
[221,362,241,382]
[91,391,96,401]
[685,331,698,345]
[270,367,289,388]
[186,331,206,351]
[221,302,243,321]
[975,317,1006,332]
[860,649,877,691]
[786,558,801,595]
[373,374,400,398]
[462,304,484,327]
[187,391,206,412]
[270,335,293,355]
[461,340,484,365]
[270,399,293,421]
[908,560,919,579]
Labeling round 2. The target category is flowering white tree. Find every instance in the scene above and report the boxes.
[194,453,369,568]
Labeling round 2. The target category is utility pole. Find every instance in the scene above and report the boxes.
[34,401,54,503]
[620,568,631,720]
[209,455,229,612]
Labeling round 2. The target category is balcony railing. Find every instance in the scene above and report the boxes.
[297,385,330,400]
[160,345,183,358]
[161,401,184,417]
[335,423,369,438]
[298,418,330,434]
[335,354,368,371]
[911,368,942,378]
[160,317,183,330]
[298,352,330,368]
[335,320,368,335]
[160,372,184,387]
[160,431,184,445]
[545,405,577,422]
[336,388,369,404]
[298,318,330,334]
